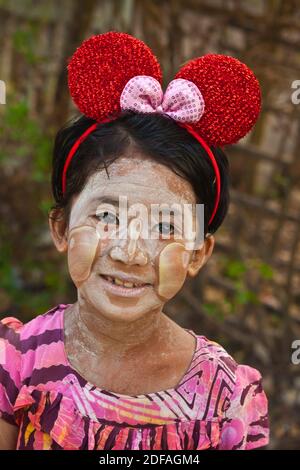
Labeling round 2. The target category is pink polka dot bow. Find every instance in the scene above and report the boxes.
[120,75,205,123]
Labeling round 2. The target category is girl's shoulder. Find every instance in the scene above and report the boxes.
[189,332,267,413]
[192,332,239,375]
[0,304,67,381]
[17,303,67,338]
[0,304,67,427]
[194,333,265,385]
[0,303,66,335]
[189,332,269,449]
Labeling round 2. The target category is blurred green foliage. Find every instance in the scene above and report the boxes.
[203,256,274,320]
[0,98,71,320]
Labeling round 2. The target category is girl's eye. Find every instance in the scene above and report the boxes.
[94,211,119,225]
[154,222,175,235]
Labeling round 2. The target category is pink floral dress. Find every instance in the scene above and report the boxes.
[0,304,269,450]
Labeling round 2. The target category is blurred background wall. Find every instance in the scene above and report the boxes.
[0,0,300,449]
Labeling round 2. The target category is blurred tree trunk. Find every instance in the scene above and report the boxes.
[52,0,98,127]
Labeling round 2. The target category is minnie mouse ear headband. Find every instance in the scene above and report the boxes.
[63,31,261,227]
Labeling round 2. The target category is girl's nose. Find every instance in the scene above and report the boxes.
[109,218,148,266]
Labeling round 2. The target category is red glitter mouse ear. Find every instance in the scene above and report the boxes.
[67,31,162,122]
[175,54,261,146]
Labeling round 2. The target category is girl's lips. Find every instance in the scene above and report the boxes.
[98,274,152,297]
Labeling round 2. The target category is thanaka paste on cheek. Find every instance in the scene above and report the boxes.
[156,242,190,300]
[68,225,102,285]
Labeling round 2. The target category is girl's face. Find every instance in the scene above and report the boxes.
[50,153,214,322]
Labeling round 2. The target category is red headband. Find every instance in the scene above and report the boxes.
[62,32,261,227]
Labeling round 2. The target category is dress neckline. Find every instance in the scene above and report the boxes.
[59,303,200,399]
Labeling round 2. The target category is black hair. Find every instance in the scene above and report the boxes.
[50,110,230,236]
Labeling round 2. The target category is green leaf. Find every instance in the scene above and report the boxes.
[224,259,247,280]
[259,262,274,280]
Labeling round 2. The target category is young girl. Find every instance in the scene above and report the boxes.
[0,32,269,450]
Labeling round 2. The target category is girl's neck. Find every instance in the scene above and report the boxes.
[64,300,171,359]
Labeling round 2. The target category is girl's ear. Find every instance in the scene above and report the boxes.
[48,209,69,253]
[187,234,215,277]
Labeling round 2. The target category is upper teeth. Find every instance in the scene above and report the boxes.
[104,276,144,288]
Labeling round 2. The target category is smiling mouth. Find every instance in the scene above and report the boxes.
[99,274,151,289]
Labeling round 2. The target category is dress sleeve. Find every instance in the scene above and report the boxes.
[0,317,23,426]
[218,364,269,450]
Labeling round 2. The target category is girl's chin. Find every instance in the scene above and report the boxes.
[83,299,158,322]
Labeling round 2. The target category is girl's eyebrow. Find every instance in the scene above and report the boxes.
[89,195,121,206]
[88,195,195,216]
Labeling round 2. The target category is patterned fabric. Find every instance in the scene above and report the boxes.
[0,304,269,450]
[120,76,205,123]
